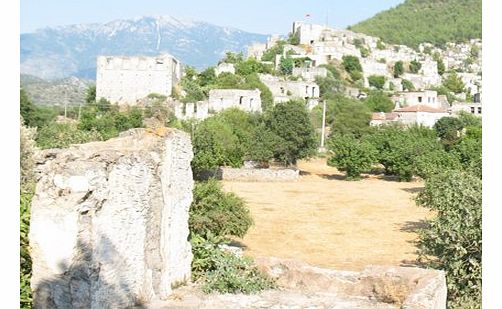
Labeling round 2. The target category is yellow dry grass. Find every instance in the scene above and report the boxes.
[222,158,432,271]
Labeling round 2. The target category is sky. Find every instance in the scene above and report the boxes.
[20,0,404,34]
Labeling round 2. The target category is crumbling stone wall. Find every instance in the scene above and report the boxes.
[208,89,262,113]
[29,128,193,308]
[219,167,299,182]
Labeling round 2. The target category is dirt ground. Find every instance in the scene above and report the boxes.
[221,158,432,272]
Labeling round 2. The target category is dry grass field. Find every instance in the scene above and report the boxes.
[222,157,433,271]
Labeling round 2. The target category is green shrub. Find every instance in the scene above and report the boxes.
[433,116,464,150]
[190,234,276,294]
[401,79,415,91]
[265,100,317,165]
[416,171,481,308]
[368,75,386,90]
[36,122,102,149]
[330,95,372,137]
[367,126,441,181]
[365,91,394,112]
[413,149,462,179]
[342,55,363,82]
[409,60,422,73]
[328,135,377,180]
[190,179,253,239]
[393,61,404,78]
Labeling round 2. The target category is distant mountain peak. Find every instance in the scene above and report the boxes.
[21,16,269,80]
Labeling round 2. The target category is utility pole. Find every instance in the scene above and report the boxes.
[319,100,327,153]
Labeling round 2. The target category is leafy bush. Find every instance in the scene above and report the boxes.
[433,116,464,150]
[20,89,58,128]
[190,234,276,294]
[36,122,102,149]
[451,138,482,172]
[443,72,465,94]
[367,126,441,181]
[368,75,386,90]
[416,171,481,308]
[401,79,415,91]
[328,135,378,180]
[342,55,363,82]
[393,61,404,78]
[409,60,422,73]
[279,56,294,75]
[190,179,253,239]
[364,91,394,112]
[330,95,372,137]
[265,100,317,165]
[413,149,462,179]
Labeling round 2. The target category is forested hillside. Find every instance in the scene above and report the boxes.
[349,0,482,48]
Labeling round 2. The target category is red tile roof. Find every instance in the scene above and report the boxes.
[371,112,399,121]
[394,105,448,113]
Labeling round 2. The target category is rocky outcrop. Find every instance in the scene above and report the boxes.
[29,128,194,308]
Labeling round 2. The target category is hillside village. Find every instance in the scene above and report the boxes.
[94,21,482,129]
[20,8,483,309]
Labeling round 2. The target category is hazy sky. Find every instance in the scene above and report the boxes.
[20,0,404,34]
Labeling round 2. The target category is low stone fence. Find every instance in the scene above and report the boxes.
[219,167,299,182]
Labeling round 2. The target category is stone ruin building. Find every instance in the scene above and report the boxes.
[208,89,262,113]
[96,54,182,106]
[258,73,320,109]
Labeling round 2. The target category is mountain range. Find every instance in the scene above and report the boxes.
[21,16,268,80]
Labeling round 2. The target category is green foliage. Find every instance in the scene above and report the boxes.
[451,138,482,173]
[215,72,246,89]
[443,72,465,94]
[409,59,422,74]
[78,102,144,140]
[246,123,279,163]
[315,75,343,100]
[413,149,462,179]
[287,31,300,45]
[190,234,276,294]
[327,134,378,180]
[181,78,206,102]
[342,55,363,82]
[364,91,394,112]
[20,89,58,128]
[197,67,217,87]
[416,171,481,308]
[190,179,253,239]
[243,73,274,112]
[279,56,294,75]
[192,115,245,174]
[376,40,386,50]
[220,52,244,64]
[433,117,464,150]
[36,122,102,149]
[20,120,36,308]
[393,61,404,78]
[433,52,446,75]
[367,75,386,90]
[20,188,34,309]
[458,111,482,128]
[85,85,96,104]
[350,0,482,48]
[261,40,286,62]
[266,100,317,165]
[401,79,415,91]
[359,46,370,58]
[330,95,372,137]
[236,58,273,76]
[366,126,441,181]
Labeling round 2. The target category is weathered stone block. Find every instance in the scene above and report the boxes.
[30,128,194,308]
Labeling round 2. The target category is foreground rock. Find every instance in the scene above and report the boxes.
[29,128,194,308]
[145,257,446,309]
